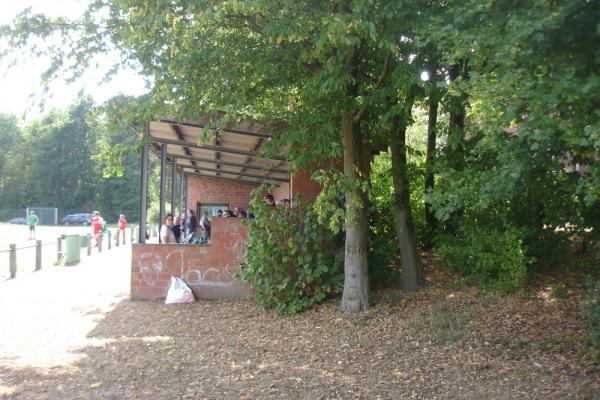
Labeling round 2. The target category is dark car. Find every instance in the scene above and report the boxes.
[7,217,26,224]
[61,213,93,225]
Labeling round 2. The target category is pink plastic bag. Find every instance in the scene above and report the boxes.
[165,277,195,304]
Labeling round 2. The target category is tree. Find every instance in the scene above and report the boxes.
[3,0,432,312]
[0,114,23,207]
[425,0,600,279]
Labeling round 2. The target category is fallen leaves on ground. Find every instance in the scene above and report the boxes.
[1,268,599,399]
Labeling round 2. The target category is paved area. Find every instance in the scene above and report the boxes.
[0,245,130,372]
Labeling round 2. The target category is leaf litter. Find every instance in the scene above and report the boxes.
[1,270,598,399]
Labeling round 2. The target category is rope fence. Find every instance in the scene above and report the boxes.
[2,226,145,280]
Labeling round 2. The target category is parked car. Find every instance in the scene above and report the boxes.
[7,217,26,224]
[61,213,93,225]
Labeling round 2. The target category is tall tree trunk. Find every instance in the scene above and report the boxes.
[447,61,467,171]
[390,100,424,290]
[424,95,438,249]
[446,61,468,234]
[339,112,370,312]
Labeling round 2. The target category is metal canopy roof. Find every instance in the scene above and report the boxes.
[148,116,289,186]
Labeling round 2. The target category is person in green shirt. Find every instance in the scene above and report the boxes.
[28,211,39,240]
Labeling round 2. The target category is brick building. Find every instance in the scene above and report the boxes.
[131,115,322,300]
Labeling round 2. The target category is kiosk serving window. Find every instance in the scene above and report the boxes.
[198,203,229,217]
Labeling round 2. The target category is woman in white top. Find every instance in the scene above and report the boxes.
[160,214,177,244]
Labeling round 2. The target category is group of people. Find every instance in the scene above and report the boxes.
[91,211,127,246]
[158,199,291,245]
[24,210,127,244]
[215,207,255,219]
[264,194,292,209]
[160,209,212,244]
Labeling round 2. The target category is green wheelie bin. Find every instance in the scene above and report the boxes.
[64,234,81,265]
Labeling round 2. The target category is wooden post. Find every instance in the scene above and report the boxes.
[107,230,112,250]
[98,233,103,252]
[57,237,62,264]
[131,226,134,243]
[115,230,120,247]
[9,244,16,279]
[87,234,92,256]
[35,240,42,271]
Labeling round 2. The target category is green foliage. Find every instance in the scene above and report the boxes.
[0,97,141,222]
[368,152,399,287]
[583,278,600,362]
[3,0,600,302]
[436,224,531,292]
[312,170,347,235]
[238,187,344,315]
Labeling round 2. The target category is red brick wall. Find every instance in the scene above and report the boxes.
[291,158,342,202]
[131,218,251,300]
[186,175,255,211]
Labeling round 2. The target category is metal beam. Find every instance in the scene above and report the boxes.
[171,157,176,217]
[179,165,288,183]
[171,124,200,173]
[181,173,188,216]
[238,137,264,180]
[166,153,288,174]
[148,136,287,161]
[160,119,274,139]
[138,126,149,244]
[179,167,185,217]
[159,143,167,242]
[264,159,288,182]
[183,171,262,186]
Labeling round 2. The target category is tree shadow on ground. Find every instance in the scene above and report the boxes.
[2,290,599,400]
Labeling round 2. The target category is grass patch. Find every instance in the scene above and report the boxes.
[407,302,469,345]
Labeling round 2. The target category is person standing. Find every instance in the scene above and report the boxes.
[160,214,177,244]
[185,209,197,237]
[118,214,127,243]
[200,211,211,244]
[172,215,182,243]
[28,210,39,240]
[91,211,103,247]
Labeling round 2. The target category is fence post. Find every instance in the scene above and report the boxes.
[115,230,120,247]
[87,234,92,256]
[57,237,62,264]
[130,227,134,244]
[35,240,42,271]
[9,244,16,279]
[98,232,103,252]
[107,230,112,250]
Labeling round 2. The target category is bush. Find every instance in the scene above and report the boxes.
[525,228,571,270]
[583,278,600,362]
[435,225,531,292]
[238,188,344,315]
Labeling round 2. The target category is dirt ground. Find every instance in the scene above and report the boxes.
[0,247,598,399]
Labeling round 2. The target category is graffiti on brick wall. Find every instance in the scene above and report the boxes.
[219,222,247,255]
[139,252,163,288]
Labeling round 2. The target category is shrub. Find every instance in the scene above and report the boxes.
[435,225,531,292]
[238,188,344,315]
